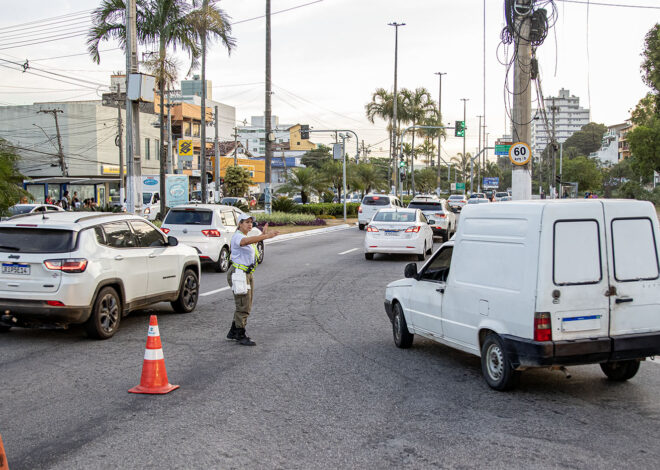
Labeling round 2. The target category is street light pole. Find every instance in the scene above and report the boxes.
[461,98,469,193]
[389,22,405,198]
[434,72,446,194]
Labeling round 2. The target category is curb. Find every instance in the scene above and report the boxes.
[264,224,352,244]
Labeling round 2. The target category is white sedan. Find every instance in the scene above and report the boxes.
[364,208,434,261]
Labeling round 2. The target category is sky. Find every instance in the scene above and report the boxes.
[0,0,658,160]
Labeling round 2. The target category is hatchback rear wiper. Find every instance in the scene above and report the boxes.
[0,245,20,252]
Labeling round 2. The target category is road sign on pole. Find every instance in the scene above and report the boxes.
[509,142,532,166]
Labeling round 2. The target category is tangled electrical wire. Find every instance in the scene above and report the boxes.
[498,0,558,141]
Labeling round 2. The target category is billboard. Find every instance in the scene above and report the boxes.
[483,177,499,189]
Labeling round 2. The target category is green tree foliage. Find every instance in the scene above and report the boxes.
[224,165,251,197]
[319,159,343,200]
[560,122,607,159]
[641,23,660,111]
[414,168,437,193]
[627,118,660,176]
[561,156,602,192]
[300,144,332,169]
[450,152,471,183]
[0,139,31,215]
[277,167,319,204]
[351,163,386,196]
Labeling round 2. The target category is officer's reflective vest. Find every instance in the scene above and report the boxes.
[232,244,259,273]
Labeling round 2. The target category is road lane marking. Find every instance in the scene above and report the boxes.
[200,286,230,297]
[338,248,358,255]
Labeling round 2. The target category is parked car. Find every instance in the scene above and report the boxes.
[364,208,434,261]
[0,212,200,339]
[407,198,456,242]
[160,204,264,272]
[8,203,65,216]
[384,199,660,390]
[447,194,467,212]
[358,194,403,230]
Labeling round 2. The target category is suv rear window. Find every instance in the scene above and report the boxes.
[449,195,464,200]
[362,196,390,206]
[408,202,443,211]
[0,228,75,253]
[164,209,213,225]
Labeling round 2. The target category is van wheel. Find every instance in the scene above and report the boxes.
[85,287,121,340]
[215,246,230,272]
[392,302,413,348]
[365,253,374,260]
[256,242,265,264]
[358,223,365,231]
[481,334,519,391]
[171,269,199,313]
[417,243,426,261]
[600,360,640,381]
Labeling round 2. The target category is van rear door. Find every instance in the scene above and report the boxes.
[603,202,660,340]
[537,203,611,343]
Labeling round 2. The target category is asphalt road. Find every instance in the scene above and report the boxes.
[1,226,660,469]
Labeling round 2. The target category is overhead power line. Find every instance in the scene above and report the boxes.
[555,0,660,8]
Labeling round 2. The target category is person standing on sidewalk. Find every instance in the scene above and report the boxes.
[226,214,278,346]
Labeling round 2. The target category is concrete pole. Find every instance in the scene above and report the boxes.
[389,22,405,198]
[341,133,347,223]
[511,0,533,200]
[125,0,141,214]
[116,85,124,202]
[200,0,208,204]
[435,72,446,194]
[214,105,220,202]
[461,98,469,193]
[167,89,172,174]
[477,115,483,192]
[264,0,273,213]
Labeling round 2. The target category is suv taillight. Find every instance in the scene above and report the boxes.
[202,229,222,237]
[44,258,88,273]
[534,312,552,341]
[161,227,170,234]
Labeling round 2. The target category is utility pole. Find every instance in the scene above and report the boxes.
[115,84,124,201]
[200,0,208,204]
[461,98,469,193]
[233,126,239,166]
[264,0,273,213]
[214,105,220,202]
[434,72,446,193]
[389,22,405,197]
[125,0,142,214]
[511,0,533,200]
[477,115,483,191]
[38,109,67,176]
[550,97,559,199]
[166,88,173,174]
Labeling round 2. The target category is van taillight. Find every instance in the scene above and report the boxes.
[534,312,552,341]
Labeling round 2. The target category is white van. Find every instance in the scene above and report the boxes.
[384,199,660,390]
[358,194,403,230]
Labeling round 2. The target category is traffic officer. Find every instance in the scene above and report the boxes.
[226,213,278,346]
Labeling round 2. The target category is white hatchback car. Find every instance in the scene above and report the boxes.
[364,208,434,261]
[0,212,200,339]
[160,204,264,272]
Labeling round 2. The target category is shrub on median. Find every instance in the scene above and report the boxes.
[252,211,326,227]
[292,202,360,218]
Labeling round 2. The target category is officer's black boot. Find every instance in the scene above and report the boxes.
[226,322,238,340]
[235,328,256,346]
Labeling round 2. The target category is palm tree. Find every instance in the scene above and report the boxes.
[451,152,471,183]
[87,0,235,216]
[415,140,436,166]
[401,87,436,195]
[352,163,386,197]
[277,167,319,204]
[319,159,343,201]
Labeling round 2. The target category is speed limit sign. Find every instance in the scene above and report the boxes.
[509,142,532,166]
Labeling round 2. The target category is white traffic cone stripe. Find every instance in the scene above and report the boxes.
[148,325,160,337]
[144,348,164,360]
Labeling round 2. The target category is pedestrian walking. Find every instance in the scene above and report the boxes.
[226,214,278,346]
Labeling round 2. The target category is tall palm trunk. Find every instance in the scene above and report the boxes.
[158,39,167,219]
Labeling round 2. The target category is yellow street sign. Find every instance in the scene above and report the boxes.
[178,139,193,156]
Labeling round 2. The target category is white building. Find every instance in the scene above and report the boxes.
[237,116,293,157]
[532,88,590,158]
[590,122,630,166]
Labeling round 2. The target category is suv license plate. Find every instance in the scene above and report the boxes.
[2,263,30,275]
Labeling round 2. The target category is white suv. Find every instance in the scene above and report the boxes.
[160,204,264,272]
[358,194,403,230]
[0,212,200,339]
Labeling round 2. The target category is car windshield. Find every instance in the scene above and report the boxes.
[142,193,153,205]
[0,228,75,253]
[362,196,390,206]
[164,209,213,225]
[373,211,416,223]
[8,205,34,215]
[408,202,442,211]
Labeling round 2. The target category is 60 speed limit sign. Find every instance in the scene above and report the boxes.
[508,142,532,166]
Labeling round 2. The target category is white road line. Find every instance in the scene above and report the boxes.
[338,248,358,255]
[200,286,230,297]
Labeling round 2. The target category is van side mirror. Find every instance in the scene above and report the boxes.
[404,262,418,278]
[167,236,178,247]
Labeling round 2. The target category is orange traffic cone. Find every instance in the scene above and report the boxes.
[128,315,179,394]
[0,433,8,470]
